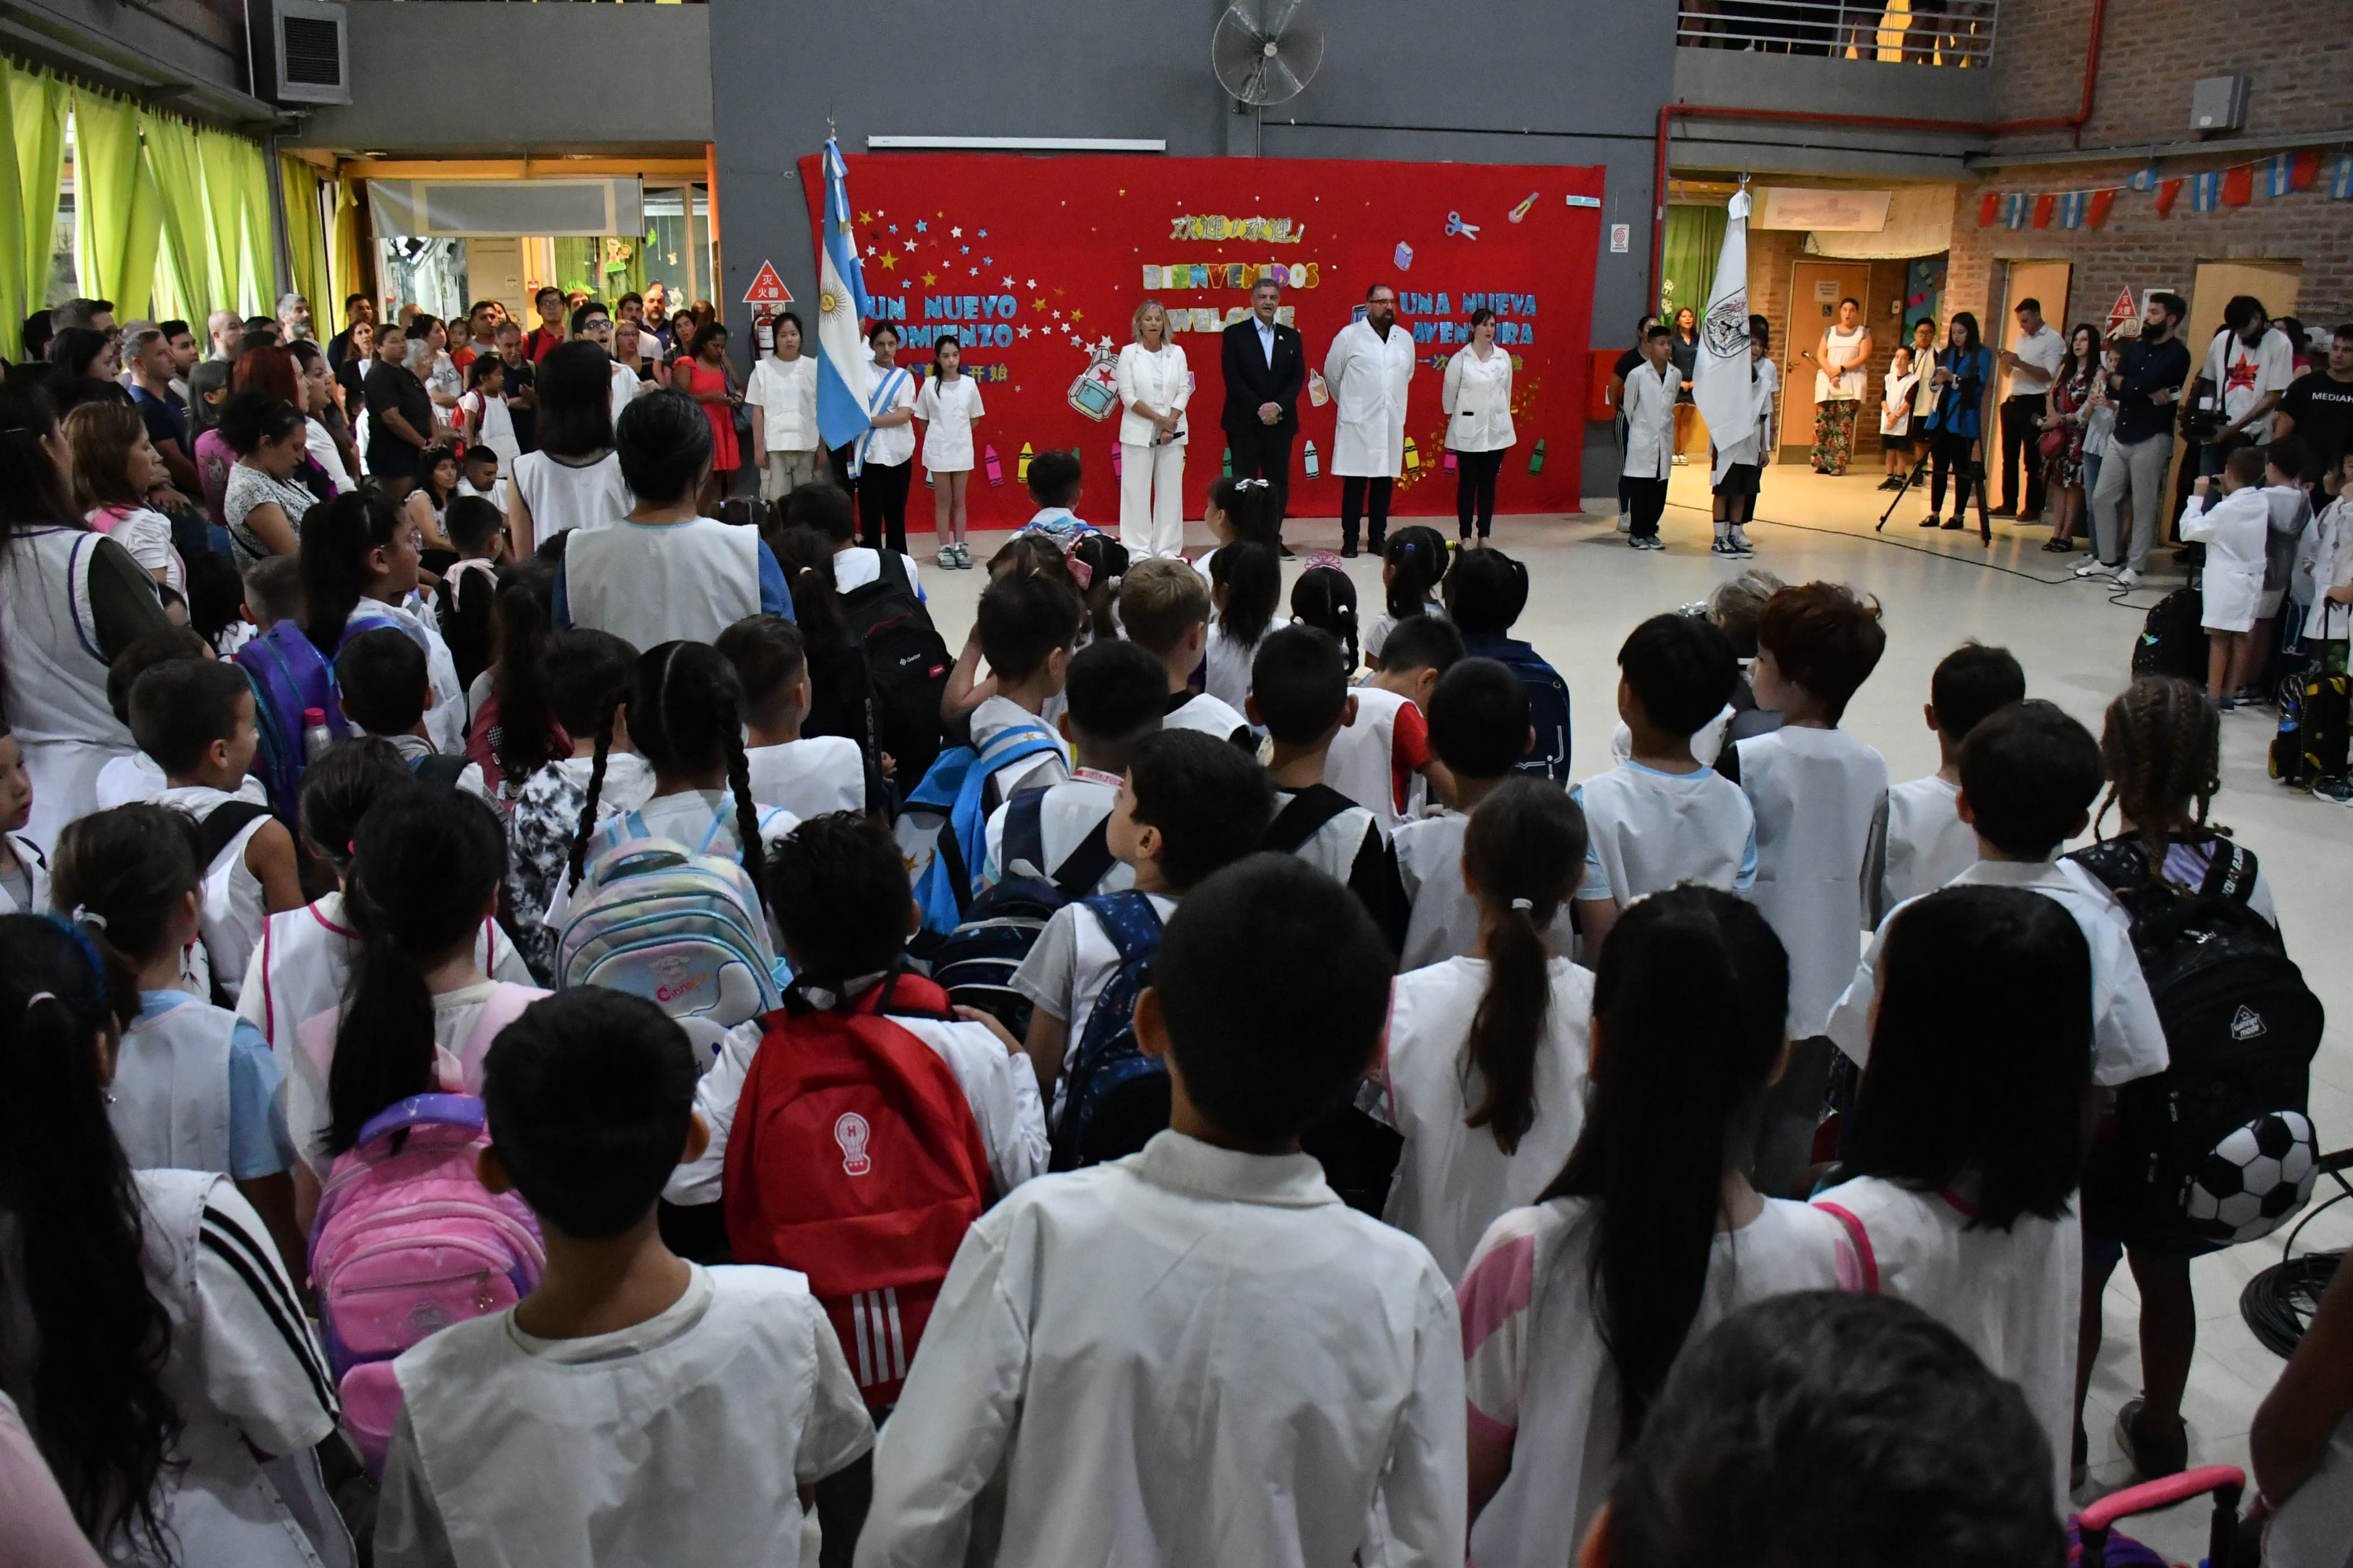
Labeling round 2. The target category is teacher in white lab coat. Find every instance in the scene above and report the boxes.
[1325,282,1415,558]
[1116,299,1191,560]
[1442,308,1515,548]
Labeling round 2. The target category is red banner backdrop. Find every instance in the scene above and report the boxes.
[795,152,1602,528]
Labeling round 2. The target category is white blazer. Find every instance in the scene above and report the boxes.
[1325,318,1416,477]
[1620,360,1682,480]
[1115,341,1190,448]
[1442,345,1515,453]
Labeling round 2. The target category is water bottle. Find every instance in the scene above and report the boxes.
[302,707,333,765]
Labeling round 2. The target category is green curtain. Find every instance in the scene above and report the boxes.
[235,140,273,314]
[0,66,28,356]
[70,89,160,321]
[1660,204,1727,326]
[552,237,598,297]
[12,67,65,322]
[146,111,214,318]
[196,128,251,316]
[280,155,331,325]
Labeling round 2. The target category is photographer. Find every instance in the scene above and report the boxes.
[2199,294,2296,476]
[2079,292,2191,588]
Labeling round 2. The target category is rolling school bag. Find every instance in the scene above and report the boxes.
[2270,670,2350,788]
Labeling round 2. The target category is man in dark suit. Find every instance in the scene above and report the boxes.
[1221,277,1305,557]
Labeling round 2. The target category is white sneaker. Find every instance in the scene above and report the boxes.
[2116,568,2140,588]
[2074,561,2113,579]
[1617,514,1631,533]
[1730,529,1754,556]
[936,546,959,569]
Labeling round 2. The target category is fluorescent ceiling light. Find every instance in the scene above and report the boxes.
[865,136,1167,152]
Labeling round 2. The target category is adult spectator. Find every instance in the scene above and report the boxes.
[495,319,538,454]
[1919,312,1989,532]
[325,293,374,372]
[2201,294,2294,473]
[241,315,279,344]
[218,392,316,565]
[1443,306,1516,547]
[64,399,182,595]
[0,377,172,848]
[451,300,499,372]
[747,308,818,505]
[333,319,373,415]
[676,321,742,515]
[276,292,312,343]
[1808,296,1871,476]
[204,308,241,362]
[20,308,51,362]
[2037,322,2100,554]
[1219,276,1305,556]
[407,314,461,427]
[51,296,114,336]
[1994,295,2063,522]
[614,291,650,373]
[2273,323,2353,487]
[124,325,200,494]
[364,323,436,498]
[2080,291,2191,588]
[524,286,568,362]
[48,327,117,381]
[1669,305,1699,464]
[644,280,673,347]
[157,318,199,400]
[292,339,356,494]
[1325,280,1415,558]
[508,341,629,555]
[1609,313,1663,534]
[570,300,642,428]
[1116,297,1191,560]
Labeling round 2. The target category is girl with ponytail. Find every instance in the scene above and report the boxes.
[1372,778,1591,1281]
[764,526,887,809]
[299,488,467,754]
[1204,539,1282,715]
[1367,524,1449,669]
[0,914,346,1565]
[1455,884,1849,1560]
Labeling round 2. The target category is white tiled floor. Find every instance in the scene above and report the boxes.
[917,460,2352,1556]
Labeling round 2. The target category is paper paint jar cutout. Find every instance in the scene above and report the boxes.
[1110,443,1122,478]
[1302,439,1320,478]
[1307,369,1330,408]
[1016,442,1034,482]
[924,469,934,488]
[1394,241,1414,271]
[1443,448,1458,473]
[1528,437,1545,476]
[985,446,1003,487]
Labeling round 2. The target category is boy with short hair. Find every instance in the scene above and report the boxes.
[240,553,303,635]
[98,627,256,810]
[376,987,876,1567]
[968,572,1079,809]
[1573,614,1756,958]
[1326,612,1464,837]
[2179,445,2274,706]
[1012,728,1273,1114]
[982,638,1165,896]
[716,614,868,819]
[1826,698,2166,1089]
[861,854,1467,1567]
[456,443,508,508]
[1118,557,1251,746]
[335,627,492,801]
[1018,448,1096,547]
[1867,641,2025,920]
[129,659,304,999]
[1446,548,1572,781]
[1251,624,1409,948]
[436,495,509,693]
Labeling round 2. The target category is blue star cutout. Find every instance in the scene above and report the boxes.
[960,245,969,254]
[979,229,988,237]
[888,223,898,233]
[915,220,927,232]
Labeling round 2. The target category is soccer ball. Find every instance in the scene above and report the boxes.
[2184,1111,2318,1244]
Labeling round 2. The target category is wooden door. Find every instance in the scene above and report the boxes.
[1782,260,1872,462]
[1993,260,2071,401]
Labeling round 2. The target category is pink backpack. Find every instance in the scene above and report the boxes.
[308,988,548,1474]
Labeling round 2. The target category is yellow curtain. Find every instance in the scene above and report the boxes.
[0,65,27,356]
[329,177,367,319]
[236,140,273,314]
[280,155,331,324]
[195,128,251,316]
[70,88,161,322]
[12,66,66,326]
[145,110,214,321]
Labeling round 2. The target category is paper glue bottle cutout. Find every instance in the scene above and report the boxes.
[1443,448,1458,473]
[1402,436,1421,475]
[1528,438,1546,476]
[1066,343,1122,422]
[1110,443,1123,479]
[985,446,1004,486]
[1307,369,1330,408]
[924,469,934,489]
[1303,439,1320,478]
[1016,443,1034,483]
[1222,446,1232,478]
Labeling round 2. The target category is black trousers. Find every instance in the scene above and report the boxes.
[1227,422,1295,531]
[1928,430,1979,519]
[1454,448,1504,539]
[856,460,912,555]
[1998,393,2048,514]
[1624,474,1668,540]
[1340,476,1393,550]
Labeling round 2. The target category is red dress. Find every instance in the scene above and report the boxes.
[683,360,740,472]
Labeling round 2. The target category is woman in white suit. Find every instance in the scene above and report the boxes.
[1442,308,1516,548]
[1116,299,1190,559]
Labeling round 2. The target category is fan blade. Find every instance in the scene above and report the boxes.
[1262,0,1308,45]
[1261,54,1303,103]
[1240,55,1271,104]
[1222,3,1271,50]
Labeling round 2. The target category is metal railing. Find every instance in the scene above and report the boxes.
[1676,1,1997,66]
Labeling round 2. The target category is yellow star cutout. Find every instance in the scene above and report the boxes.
[879,252,898,270]
[921,270,937,286]
[1032,298,1046,311]
[859,211,874,226]
[1069,308,1084,322]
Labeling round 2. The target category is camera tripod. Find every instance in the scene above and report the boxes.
[1876,439,1991,544]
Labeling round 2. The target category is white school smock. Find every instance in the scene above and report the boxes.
[1204,616,1285,716]
[1825,856,2169,1087]
[831,543,926,599]
[1881,369,1919,435]
[0,831,48,915]
[87,504,185,595]
[1733,725,1887,1039]
[1572,761,1757,908]
[744,735,868,821]
[2179,488,2269,633]
[1620,361,1681,480]
[2298,496,2353,642]
[1324,684,1422,838]
[981,768,1132,894]
[1374,954,1592,1281]
[376,1264,874,1568]
[3,527,141,850]
[1442,344,1516,452]
[96,750,264,811]
[1868,774,1976,921]
[1324,317,1416,478]
[1394,812,1578,971]
[345,598,466,756]
[562,517,760,651]
[458,390,519,470]
[856,1130,1466,1568]
[1160,689,1250,746]
[967,694,1071,805]
[111,990,239,1174]
[510,450,631,545]
[157,784,274,1004]
[1812,1175,2079,1510]
[1115,340,1191,448]
[747,353,819,452]
[859,365,919,469]
[1456,1194,1848,1565]
[915,374,984,472]
[1815,323,1870,401]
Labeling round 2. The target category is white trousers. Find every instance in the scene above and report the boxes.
[1119,440,1186,559]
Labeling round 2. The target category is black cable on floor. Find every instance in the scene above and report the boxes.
[2242,1249,2342,1359]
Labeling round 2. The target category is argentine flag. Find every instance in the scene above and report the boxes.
[815,139,873,464]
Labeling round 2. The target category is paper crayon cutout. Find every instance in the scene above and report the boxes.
[1442,448,1458,473]
[1527,437,1545,475]
[1303,439,1320,478]
[1307,369,1330,408]
[1402,436,1421,475]
[1016,442,1034,482]
[985,445,1004,486]
[1509,192,1538,223]
[1222,446,1232,478]
[1394,240,1414,271]
[1110,443,1122,478]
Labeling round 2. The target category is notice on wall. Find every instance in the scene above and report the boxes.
[1610,223,1631,253]
[798,150,1604,522]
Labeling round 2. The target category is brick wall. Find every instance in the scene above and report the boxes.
[1744,227,1916,457]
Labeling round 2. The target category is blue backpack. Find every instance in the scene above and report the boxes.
[897,723,1066,936]
[1467,634,1573,783]
[928,788,1117,1042]
[232,620,348,821]
[1048,891,1167,1171]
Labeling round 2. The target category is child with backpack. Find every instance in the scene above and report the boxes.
[718,814,1048,1405]
[1011,728,1273,1163]
[717,614,869,820]
[96,627,256,810]
[53,803,302,1276]
[1118,558,1251,746]
[1813,884,2096,1508]
[963,571,1079,808]
[1444,548,1572,781]
[2068,675,2308,1485]
[1205,539,1283,715]
[981,637,1165,897]
[301,489,467,756]
[765,523,891,805]
[376,987,876,1566]
[1326,612,1464,838]
[1374,779,1591,1281]
[1288,561,1364,680]
[337,627,493,800]
[1016,447,1096,547]
[1251,625,1408,949]
[861,855,1463,1567]
[1572,614,1755,960]
[1454,885,1847,1559]
[128,658,304,1002]
[1365,524,1449,668]
[433,494,508,695]
[1867,641,2025,921]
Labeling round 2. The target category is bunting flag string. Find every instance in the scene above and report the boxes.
[1976,139,2350,233]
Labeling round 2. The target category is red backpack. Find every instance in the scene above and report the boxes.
[722,971,990,1407]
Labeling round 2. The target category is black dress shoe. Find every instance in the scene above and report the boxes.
[1278,543,1297,560]
[1339,543,1359,559]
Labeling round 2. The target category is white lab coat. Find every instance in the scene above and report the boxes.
[2180,487,2269,633]
[1621,361,1682,480]
[1442,345,1515,452]
[2296,496,2353,642]
[1325,318,1416,477]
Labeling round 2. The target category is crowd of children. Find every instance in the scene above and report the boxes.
[3,379,2351,1568]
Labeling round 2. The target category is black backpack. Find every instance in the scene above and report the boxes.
[2069,837,2325,1252]
[2130,588,2209,682]
[841,553,951,798]
[926,789,1115,1043]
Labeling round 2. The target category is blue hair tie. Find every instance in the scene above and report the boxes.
[37,911,110,1014]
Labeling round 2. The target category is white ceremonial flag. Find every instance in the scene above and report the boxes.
[1695,184,1754,486]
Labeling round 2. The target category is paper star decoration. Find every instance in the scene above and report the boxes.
[979,229,988,237]
[879,253,897,270]
[921,270,938,286]
[1027,278,1036,288]
[951,226,962,237]
[1069,308,1084,322]
[915,220,927,232]
[1017,325,1031,338]
[959,245,969,254]
[858,211,873,225]
[888,223,898,234]
[1051,310,1062,319]
[969,267,979,276]
[1032,299,1046,311]
[1002,277,1014,287]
